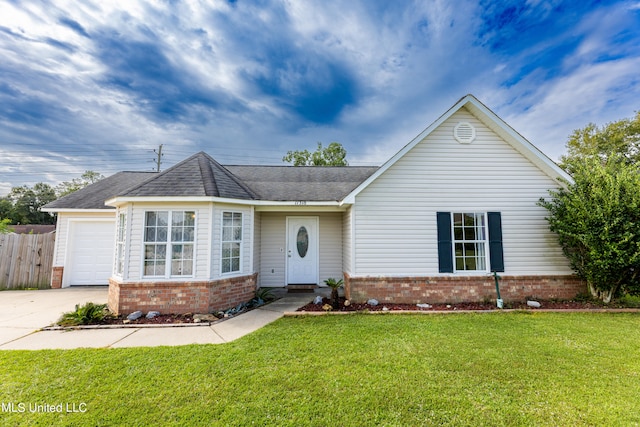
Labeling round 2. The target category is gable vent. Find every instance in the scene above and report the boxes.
[454,122,476,144]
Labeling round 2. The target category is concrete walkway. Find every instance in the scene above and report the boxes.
[0,287,319,350]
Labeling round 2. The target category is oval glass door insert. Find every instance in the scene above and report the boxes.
[296,226,309,258]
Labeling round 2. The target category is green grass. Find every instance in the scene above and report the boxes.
[1,313,640,426]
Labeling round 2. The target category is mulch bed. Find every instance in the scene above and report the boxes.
[96,313,202,325]
[70,297,633,326]
[297,297,628,312]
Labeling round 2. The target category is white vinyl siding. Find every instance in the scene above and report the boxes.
[258,212,343,287]
[342,207,353,274]
[258,213,286,287]
[253,210,261,278]
[353,107,572,276]
[319,213,342,283]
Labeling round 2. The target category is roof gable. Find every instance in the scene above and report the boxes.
[342,94,571,204]
[121,152,257,199]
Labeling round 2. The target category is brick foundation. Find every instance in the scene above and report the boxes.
[51,267,63,289]
[344,273,586,304]
[108,273,258,315]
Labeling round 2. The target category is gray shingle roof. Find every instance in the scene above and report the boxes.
[43,152,380,209]
[43,171,157,210]
[226,165,379,201]
[121,152,257,199]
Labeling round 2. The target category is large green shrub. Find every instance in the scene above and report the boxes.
[539,155,640,302]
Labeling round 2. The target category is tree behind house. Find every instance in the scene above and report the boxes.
[283,142,348,166]
[2,170,104,225]
[56,170,105,197]
[6,183,57,225]
[561,111,640,173]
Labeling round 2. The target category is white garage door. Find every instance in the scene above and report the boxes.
[67,221,115,286]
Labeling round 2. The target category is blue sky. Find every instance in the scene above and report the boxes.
[1,0,639,196]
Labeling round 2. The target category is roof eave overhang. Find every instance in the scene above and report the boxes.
[105,196,344,208]
[40,208,114,213]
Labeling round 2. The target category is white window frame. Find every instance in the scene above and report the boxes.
[115,212,126,276]
[452,212,489,273]
[143,210,196,278]
[220,211,243,275]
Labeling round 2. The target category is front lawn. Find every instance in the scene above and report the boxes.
[1,313,639,426]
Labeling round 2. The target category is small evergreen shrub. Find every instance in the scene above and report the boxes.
[618,294,640,308]
[57,302,111,326]
[254,287,277,303]
[324,278,344,309]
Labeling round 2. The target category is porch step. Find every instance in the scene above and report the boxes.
[287,284,317,293]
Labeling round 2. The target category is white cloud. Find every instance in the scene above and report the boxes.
[0,0,639,194]
[505,56,640,159]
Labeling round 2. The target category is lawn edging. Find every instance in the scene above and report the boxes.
[284,308,640,316]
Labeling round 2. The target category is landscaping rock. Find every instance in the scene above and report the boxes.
[367,299,379,306]
[127,311,143,321]
[193,313,217,322]
[527,300,542,308]
[313,296,323,305]
[322,304,333,311]
[146,311,160,319]
[417,303,432,309]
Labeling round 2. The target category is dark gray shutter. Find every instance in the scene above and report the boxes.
[487,212,504,272]
[436,212,453,273]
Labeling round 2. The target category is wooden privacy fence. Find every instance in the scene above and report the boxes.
[0,233,55,289]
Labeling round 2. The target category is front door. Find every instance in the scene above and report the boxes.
[286,216,319,285]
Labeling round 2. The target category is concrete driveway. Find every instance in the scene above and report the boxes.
[0,287,318,350]
[0,287,108,346]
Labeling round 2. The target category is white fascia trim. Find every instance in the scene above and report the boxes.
[41,208,114,213]
[464,99,573,185]
[106,196,343,208]
[105,196,214,207]
[255,204,346,212]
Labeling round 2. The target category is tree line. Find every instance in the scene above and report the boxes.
[0,171,103,226]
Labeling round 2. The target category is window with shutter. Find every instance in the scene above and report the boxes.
[437,211,504,273]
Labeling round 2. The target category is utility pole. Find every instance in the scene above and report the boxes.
[153,144,164,172]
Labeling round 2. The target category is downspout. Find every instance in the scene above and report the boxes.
[493,271,503,309]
